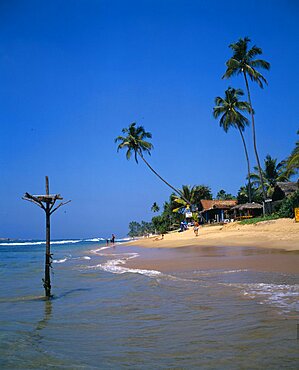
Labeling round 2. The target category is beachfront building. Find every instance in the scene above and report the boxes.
[199,199,237,223]
[272,181,298,201]
[231,202,263,220]
[268,181,298,213]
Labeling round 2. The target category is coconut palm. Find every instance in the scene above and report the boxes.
[115,123,189,203]
[223,37,270,202]
[250,154,290,196]
[213,87,253,202]
[285,131,299,176]
[237,184,263,204]
[151,202,160,213]
[171,184,212,213]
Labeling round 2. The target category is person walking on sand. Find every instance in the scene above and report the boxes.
[193,221,199,237]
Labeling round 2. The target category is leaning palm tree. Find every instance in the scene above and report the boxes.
[213,87,253,202]
[223,37,270,202]
[115,123,189,203]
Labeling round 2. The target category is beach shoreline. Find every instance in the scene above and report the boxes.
[124,218,299,252]
[121,218,299,274]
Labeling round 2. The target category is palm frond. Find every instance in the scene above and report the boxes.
[250,59,270,70]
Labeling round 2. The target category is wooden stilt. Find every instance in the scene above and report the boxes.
[23,176,71,298]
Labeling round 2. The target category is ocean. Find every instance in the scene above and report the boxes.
[0,238,298,369]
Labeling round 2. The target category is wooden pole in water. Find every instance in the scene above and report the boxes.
[22,177,71,299]
[44,176,51,298]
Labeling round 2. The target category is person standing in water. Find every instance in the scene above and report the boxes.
[111,234,115,245]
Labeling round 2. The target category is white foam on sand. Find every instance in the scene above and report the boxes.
[88,252,162,277]
[91,246,111,253]
[193,269,249,277]
[225,282,299,313]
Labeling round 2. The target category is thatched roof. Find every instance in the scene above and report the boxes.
[276,182,298,194]
[232,202,263,211]
[200,199,237,212]
[272,181,298,201]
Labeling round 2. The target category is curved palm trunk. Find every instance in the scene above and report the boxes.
[237,127,252,203]
[243,72,267,204]
[138,150,190,205]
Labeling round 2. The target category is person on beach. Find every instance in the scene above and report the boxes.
[154,234,164,241]
[180,222,184,232]
[193,221,199,236]
[106,239,110,246]
[111,234,115,244]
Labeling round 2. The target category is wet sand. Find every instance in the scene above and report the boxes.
[123,218,299,274]
[123,245,299,274]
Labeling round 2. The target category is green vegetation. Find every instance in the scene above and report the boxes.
[237,184,263,204]
[277,190,299,218]
[151,202,160,213]
[223,37,270,201]
[115,122,188,203]
[171,185,212,213]
[239,215,280,225]
[285,131,299,177]
[114,38,298,237]
[128,185,212,237]
[216,189,236,200]
[213,87,252,202]
[250,154,291,197]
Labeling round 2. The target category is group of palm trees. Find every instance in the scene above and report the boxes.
[115,37,297,217]
[213,36,270,203]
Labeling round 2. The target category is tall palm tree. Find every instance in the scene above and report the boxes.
[115,123,189,203]
[213,87,253,202]
[223,37,270,202]
[250,154,290,196]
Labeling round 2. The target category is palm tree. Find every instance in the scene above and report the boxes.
[115,123,189,203]
[171,184,212,213]
[223,37,270,202]
[213,87,253,202]
[250,154,290,196]
[285,131,299,176]
[237,183,263,204]
[151,202,160,213]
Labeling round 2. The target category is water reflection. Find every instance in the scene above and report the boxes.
[36,299,52,332]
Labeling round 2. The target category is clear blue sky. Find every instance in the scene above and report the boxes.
[1,0,298,239]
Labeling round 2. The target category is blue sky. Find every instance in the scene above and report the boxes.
[0,0,298,239]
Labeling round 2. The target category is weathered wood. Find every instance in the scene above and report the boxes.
[45,176,49,196]
[44,203,51,298]
[44,176,51,298]
[23,176,71,299]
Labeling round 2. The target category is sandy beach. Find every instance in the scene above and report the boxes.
[126,218,299,251]
[123,218,299,274]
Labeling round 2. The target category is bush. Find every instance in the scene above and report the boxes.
[239,215,279,225]
[277,190,299,218]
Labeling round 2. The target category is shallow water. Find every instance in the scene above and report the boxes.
[0,240,298,369]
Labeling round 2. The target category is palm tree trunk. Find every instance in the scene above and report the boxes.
[243,72,267,204]
[138,150,190,205]
[237,127,252,203]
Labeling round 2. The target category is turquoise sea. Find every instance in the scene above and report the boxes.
[0,238,298,369]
